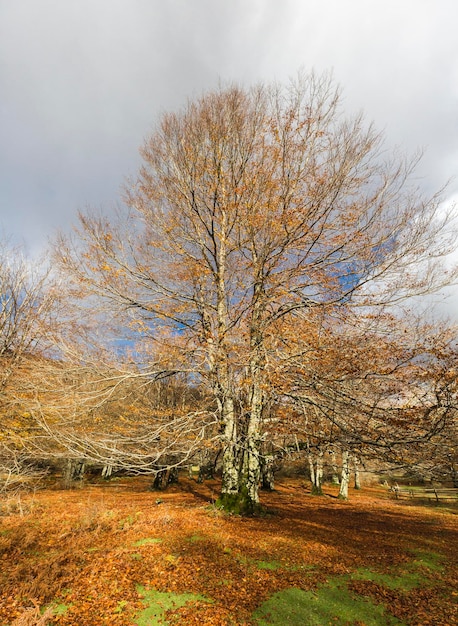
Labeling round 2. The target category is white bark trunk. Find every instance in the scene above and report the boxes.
[220,396,239,495]
[101,464,113,479]
[330,450,340,485]
[339,450,350,499]
[241,381,263,506]
[308,454,316,486]
[308,449,324,494]
[239,284,266,509]
[353,456,361,490]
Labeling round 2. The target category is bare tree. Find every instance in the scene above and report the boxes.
[0,241,55,389]
[279,309,458,493]
[54,72,457,513]
[22,348,217,480]
[0,240,59,486]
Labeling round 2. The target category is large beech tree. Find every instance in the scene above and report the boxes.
[55,73,457,512]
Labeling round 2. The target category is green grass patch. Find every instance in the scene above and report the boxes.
[410,549,444,572]
[234,551,312,574]
[232,549,315,575]
[253,550,446,625]
[134,585,210,625]
[351,567,423,591]
[164,553,179,564]
[118,511,142,529]
[114,600,129,614]
[351,549,444,591]
[252,581,403,626]
[256,559,283,571]
[132,537,163,547]
[289,563,315,573]
[188,533,206,543]
[43,598,72,618]
[51,602,71,616]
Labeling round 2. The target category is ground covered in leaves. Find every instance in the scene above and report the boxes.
[0,477,457,625]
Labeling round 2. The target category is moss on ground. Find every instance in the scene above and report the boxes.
[134,586,210,626]
[252,582,403,626]
[252,550,445,625]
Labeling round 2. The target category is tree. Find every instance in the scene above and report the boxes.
[55,72,457,513]
[24,341,216,482]
[0,240,57,488]
[278,309,458,492]
[0,241,55,388]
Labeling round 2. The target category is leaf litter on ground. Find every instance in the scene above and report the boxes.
[0,476,456,625]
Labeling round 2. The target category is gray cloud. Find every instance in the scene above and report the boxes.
[1,0,457,312]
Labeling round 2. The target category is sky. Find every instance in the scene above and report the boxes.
[1,0,458,315]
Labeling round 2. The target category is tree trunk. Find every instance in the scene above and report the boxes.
[330,449,340,485]
[353,456,361,490]
[308,449,324,495]
[220,396,239,496]
[308,453,316,486]
[220,290,265,515]
[449,462,458,488]
[151,466,178,490]
[240,379,263,511]
[152,468,167,490]
[261,454,275,491]
[339,450,351,499]
[219,397,263,515]
[101,464,113,479]
[62,459,74,488]
[63,459,85,488]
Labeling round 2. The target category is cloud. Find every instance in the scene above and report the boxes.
[0,0,457,314]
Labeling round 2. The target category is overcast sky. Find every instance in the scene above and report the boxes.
[1,1,458,315]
